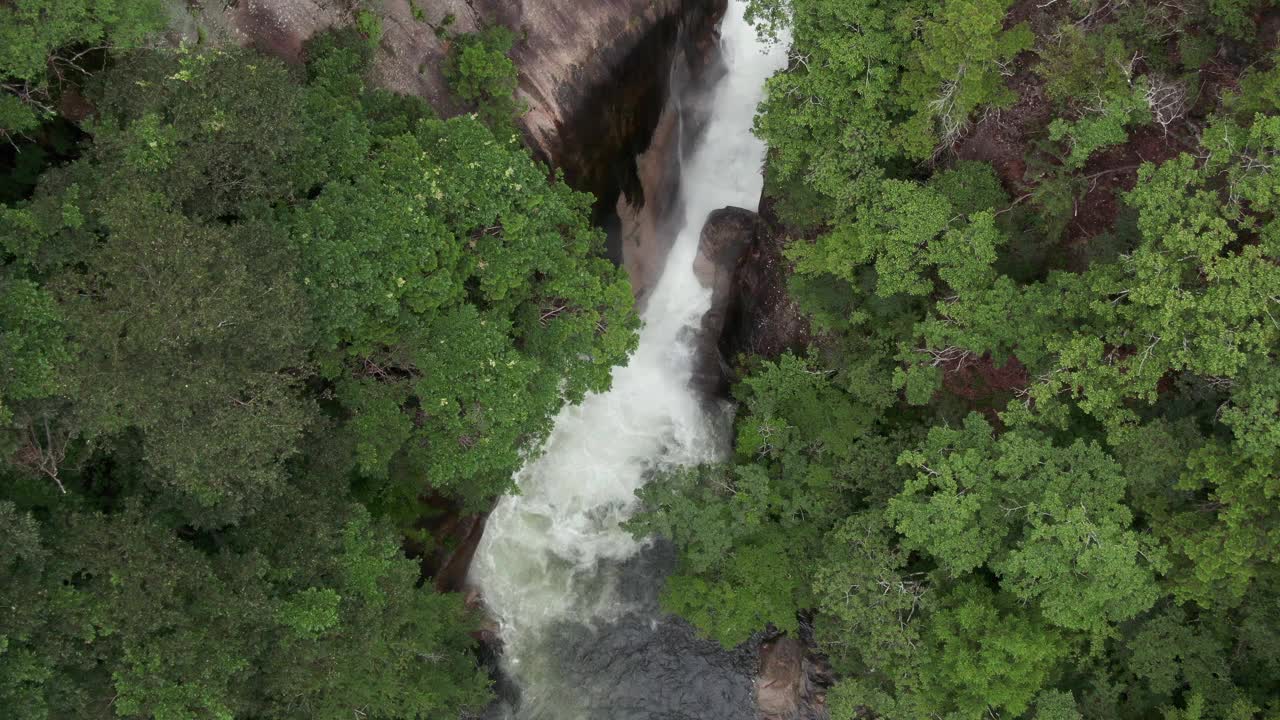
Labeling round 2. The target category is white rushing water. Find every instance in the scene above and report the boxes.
[470,3,788,713]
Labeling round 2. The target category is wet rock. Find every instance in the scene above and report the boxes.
[541,612,758,720]
[718,194,811,366]
[482,542,760,720]
[757,636,804,719]
[543,0,727,212]
[614,98,684,309]
[615,10,727,307]
[691,207,762,396]
[426,511,489,593]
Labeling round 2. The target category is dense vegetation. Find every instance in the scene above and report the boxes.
[5,0,1280,719]
[631,0,1280,718]
[1,7,636,718]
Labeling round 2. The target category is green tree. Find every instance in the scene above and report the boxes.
[1047,83,1152,170]
[21,187,315,522]
[296,110,637,504]
[0,280,68,430]
[890,414,1166,635]
[654,3,1280,718]
[0,487,491,720]
[0,500,54,719]
[242,502,491,719]
[630,353,889,646]
[896,0,1033,156]
[0,0,166,136]
[789,180,953,297]
[917,582,1065,718]
[445,26,523,128]
[811,512,923,676]
[752,0,907,224]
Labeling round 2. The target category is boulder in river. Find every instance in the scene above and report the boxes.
[719,193,812,364]
[691,206,763,397]
[689,198,814,397]
[757,636,805,719]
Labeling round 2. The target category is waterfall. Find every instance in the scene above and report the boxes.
[470,4,789,717]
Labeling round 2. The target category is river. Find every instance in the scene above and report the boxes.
[469,4,789,717]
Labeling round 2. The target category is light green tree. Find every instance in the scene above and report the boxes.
[0,0,166,136]
[890,414,1165,635]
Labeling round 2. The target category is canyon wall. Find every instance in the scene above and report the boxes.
[179,0,722,217]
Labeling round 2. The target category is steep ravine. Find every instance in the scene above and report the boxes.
[468,5,791,719]
[386,0,733,599]
[182,2,815,716]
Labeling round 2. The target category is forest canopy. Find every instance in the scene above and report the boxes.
[3,0,1280,719]
[0,13,635,718]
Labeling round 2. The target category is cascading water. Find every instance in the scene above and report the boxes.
[470,4,789,718]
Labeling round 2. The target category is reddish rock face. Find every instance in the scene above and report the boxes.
[616,98,684,309]
[427,511,490,594]
[193,0,726,306]
[191,0,723,212]
[756,633,833,720]
[757,636,805,719]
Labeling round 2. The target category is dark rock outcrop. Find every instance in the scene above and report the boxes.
[691,206,762,396]
[422,510,490,593]
[718,195,811,365]
[686,194,814,397]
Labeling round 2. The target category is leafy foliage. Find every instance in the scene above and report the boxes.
[0,0,166,136]
[7,1,1280,718]
[1047,83,1151,169]
[895,0,1033,156]
[0,16,636,718]
[445,26,523,128]
[636,3,1280,719]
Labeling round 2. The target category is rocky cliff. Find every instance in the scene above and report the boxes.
[691,206,761,396]
[688,201,812,397]
[179,0,722,219]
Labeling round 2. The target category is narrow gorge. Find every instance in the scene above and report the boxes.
[468,4,790,718]
[7,1,1278,718]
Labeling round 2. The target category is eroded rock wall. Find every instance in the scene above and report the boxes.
[180,0,722,212]
[614,8,727,308]
[691,206,761,396]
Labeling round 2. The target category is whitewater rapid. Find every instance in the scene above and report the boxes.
[470,4,788,717]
